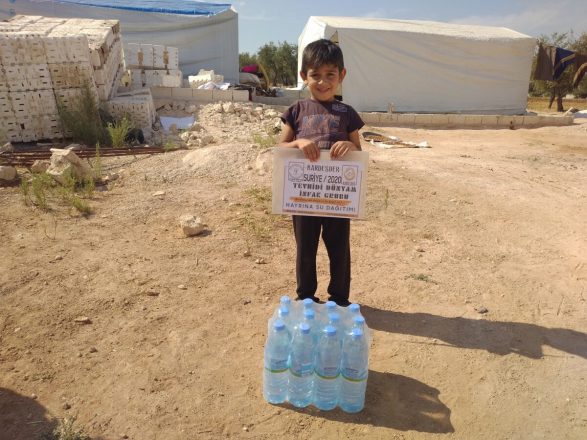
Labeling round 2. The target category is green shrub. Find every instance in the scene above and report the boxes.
[106,116,133,148]
[57,81,108,146]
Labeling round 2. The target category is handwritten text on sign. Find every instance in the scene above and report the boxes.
[272,149,368,219]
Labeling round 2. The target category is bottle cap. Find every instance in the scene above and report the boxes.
[328,312,340,323]
[303,308,315,320]
[352,327,363,338]
[324,325,337,336]
[280,295,291,306]
[274,319,285,331]
[278,306,289,317]
[299,322,310,334]
[302,298,314,308]
[325,301,337,310]
[349,303,360,313]
[353,315,365,326]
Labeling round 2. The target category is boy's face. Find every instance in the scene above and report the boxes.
[301,63,346,102]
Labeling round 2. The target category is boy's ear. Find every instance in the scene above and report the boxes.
[339,68,347,82]
[300,71,307,82]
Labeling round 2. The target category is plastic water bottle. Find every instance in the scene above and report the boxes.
[314,325,342,410]
[288,322,315,407]
[339,327,369,413]
[319,301,337,326]
[327,312,342,341]
[302,308,318,344]
[350,315,371,345]
[263,319,290,404]
[268,306,293,338]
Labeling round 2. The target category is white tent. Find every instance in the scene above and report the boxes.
[0,0,239,83]
[298,16,536,114]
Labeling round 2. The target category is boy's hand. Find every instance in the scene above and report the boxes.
[297,138,320,162]
[330,141,357,159]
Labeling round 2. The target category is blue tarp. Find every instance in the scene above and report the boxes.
[28,0,232,16]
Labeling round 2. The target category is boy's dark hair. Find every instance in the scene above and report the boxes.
[301,39,344,74]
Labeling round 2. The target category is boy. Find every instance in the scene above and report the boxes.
[278,39,364,307]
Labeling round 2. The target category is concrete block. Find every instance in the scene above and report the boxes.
[233,89,250,102]
[171,87,194,100]
[212,89,233,102]
[512,115,525,128]
[480,115,499,127]
[497,115,515,127]
[192,89,213,102]
[430,114,450,126]
[414,114,433,126]
[464,115,482,126]
[360,112,381,124]
[150,86,172,98]
[448,114,466,126]
[396,114,415,126]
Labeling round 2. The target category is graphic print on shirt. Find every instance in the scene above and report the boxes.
[299,114,341,150]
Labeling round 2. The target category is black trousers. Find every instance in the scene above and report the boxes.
[292,215,351,303]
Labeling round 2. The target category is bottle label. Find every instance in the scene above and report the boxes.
[290,362,313,378]
[265,358,288,373]
[342,368,367,382]
[315,367,340,379]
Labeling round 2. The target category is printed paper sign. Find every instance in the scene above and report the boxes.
[272,148,368,219]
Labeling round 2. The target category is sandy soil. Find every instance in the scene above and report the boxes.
[1,112,586,440]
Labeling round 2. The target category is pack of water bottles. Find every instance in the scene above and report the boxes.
[263,296,370,413]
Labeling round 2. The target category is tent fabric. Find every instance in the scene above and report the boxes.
[0,0,239,82]
[298,16,536,114]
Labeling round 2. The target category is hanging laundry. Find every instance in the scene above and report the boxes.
[553,47,575,80]
[534,44,555,81]
[573,53,587,88]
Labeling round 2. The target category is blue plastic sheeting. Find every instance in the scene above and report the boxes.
[35,0,232,16]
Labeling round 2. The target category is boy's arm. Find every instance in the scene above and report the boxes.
[330,129,362,159]
[277,122,321,162]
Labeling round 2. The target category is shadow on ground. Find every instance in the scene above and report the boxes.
[286,370,454,433]
[0,387,57,440]
[361,306,587,359]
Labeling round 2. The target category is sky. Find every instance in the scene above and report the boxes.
[214,0,587,54]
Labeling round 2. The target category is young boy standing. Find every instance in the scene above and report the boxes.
[278,39,364,307]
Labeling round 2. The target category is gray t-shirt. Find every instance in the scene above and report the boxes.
[281,99,364,150]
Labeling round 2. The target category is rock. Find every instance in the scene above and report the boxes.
[65,143,83,151]
[152,191,166,197]
[222,102,235,113]
[89,347,98,353]
[31,393,38,400]
[475,306,489,314]
[179,214,207,237]
[199,135,214,147]
[146,289,159,296]
[31,160,50,174]
[74,317,92,324]
[243,300,251,305]
[177,284,187,290]
[243,250,251,257]
[564,107,579,115]
[255,149,273,175]
[46,148,93,185]
[1,142,14,153]
[62,402,71,410]
[0,165,17,182]
[255,258,266,264]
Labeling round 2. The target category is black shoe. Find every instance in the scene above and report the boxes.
[330,298,351,307]
[295,295,321,303]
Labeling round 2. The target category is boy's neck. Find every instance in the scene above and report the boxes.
[310,96,336,103]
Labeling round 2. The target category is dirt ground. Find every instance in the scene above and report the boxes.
[1,112,586,440]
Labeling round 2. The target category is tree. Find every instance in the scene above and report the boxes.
[529,31,587,110]
[239,52,257,69]
[256,41,297,87]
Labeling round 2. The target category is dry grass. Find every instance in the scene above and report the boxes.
[527,97,587,113]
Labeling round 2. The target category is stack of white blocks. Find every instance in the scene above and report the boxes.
[125,43,181,89]
[105,89,156,135]
[0,15,123,142]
